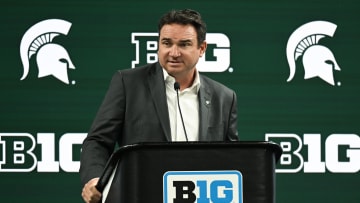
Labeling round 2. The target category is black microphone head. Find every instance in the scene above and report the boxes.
[174,82,180,91]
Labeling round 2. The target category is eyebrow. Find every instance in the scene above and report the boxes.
[161,38,193,43]
[179,39,193,43]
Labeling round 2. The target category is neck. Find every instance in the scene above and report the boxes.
[176,70,196,91]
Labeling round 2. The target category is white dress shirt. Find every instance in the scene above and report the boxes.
[163,69,200,141]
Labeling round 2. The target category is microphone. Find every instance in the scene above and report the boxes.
[174,82,188,141]
[174,82,180,91]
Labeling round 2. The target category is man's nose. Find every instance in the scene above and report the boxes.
[169,45,181,57]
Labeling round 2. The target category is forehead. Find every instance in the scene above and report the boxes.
[159,24,197,41]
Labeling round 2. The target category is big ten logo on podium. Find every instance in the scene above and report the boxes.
[163,170,243,203]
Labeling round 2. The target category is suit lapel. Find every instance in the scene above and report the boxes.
[147,63,172,141]
[198,76,212,141]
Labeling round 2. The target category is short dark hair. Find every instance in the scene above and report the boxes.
[158,9,207,47]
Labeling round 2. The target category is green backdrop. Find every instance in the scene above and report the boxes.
[1,0,359,202]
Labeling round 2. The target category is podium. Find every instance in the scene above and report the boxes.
[96,141,282,203]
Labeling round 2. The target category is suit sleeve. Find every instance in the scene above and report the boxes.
[227,91,239,141]
[79,71,125,186]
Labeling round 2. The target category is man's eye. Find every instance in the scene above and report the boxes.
[180,43,191,47]
[162,41,171,46]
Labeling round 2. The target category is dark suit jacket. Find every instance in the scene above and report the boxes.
[80,62,238,185]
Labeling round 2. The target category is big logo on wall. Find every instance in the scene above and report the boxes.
[131,32,231,72]
[19,19,76,85]
[286,21,341,86]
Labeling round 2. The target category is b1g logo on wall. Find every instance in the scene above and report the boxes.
[132,33,231,72]
[0,133,86,172]
[20,19,76,85]
[266,133,360,173]
[163,171,242,203]
[286,21,341,86]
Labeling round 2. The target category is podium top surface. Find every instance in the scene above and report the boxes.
[115,141,282,162]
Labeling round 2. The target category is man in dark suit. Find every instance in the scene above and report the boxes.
[80,9,238,203]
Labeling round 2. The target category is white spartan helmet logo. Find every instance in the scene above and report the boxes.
[20,19,75,84]
[286,21,341,86]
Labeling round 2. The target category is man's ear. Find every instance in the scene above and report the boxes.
[199,41,207,57]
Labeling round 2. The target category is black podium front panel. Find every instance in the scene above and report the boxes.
[101,142,282,203]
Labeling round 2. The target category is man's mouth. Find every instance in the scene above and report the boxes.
[168,60,182,64]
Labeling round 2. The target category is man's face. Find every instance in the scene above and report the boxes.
[158,23,206,80]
